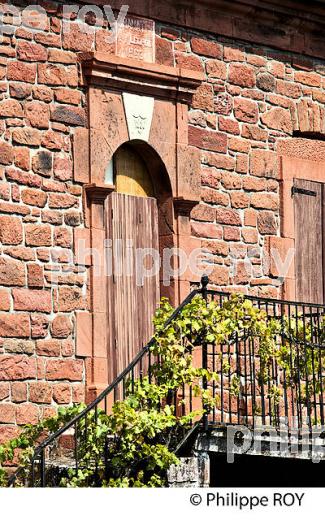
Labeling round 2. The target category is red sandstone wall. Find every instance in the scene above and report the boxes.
[155,30,325,296]
[0,4,91,442]
[0,1,325,439]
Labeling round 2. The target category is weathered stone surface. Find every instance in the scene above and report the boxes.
[25,224,52,246]
[36,339,61,357]
[31,314,49,339]
[0,383,10,401]
[0,216,23,245]
[0,142,14,165]
[62,22,94,52]
[192,83,214,111]
[189,126,227,153]
[234,98,258,123]
[191,37,222,58]
[16,404,39,425]
[53,384,71,404]
[8,61,36,83]
[256,72,275,91]
[261,107,293,134]
[250,149,277,178]
[229,63,256,87]
[191,204,216,222]
[251,193,279,210]
[51,315,73,338]
[32,150,53,176]
[53,156,73,181]
[50,105,86,126]
[12,128,41,146]
[206,59,227,79]
[58,287,85,312]
[0,289,10,311]
[17,41,47,62]
[155,36,174,66]
[12,289,52,313]
[276,80,302,98]
[25,101,50,129]
[214,93,233,115]
[29,382,52,404]
[38,64,78,87]
[210,265,229,285]
[46,359,83,381]
[27,264,44,288]
[49,193,77,209]
[218,117,240,135]
[10,83,33,99]
[3,339,34,355]
[11,382,27,403]
[0,355,36,380]
[216,208,241,226]
[72,384,85,403]
[21,188,47,208]
[0,99,23,117]
[175,53,204,72]
[0,404,16,424]
[257,211,277,235]
[0,257,25,286]
[33,85,53,102]
[14,147,30,170]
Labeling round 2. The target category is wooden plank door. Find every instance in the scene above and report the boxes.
[293,178,324,304]
[106,192,160,380]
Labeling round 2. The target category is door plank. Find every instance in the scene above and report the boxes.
[106,192,160,380]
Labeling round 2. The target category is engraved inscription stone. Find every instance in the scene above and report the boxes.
[116,16,155,63]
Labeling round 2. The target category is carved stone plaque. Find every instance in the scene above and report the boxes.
[122,93,154,142]
[116,16,155,63]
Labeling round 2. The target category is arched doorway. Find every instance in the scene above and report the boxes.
[78,55,202,399]
[105,142,172,380]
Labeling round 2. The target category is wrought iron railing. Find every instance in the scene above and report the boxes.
[8,285,201,487]
[8,277,325,486]
[205,290,325,431]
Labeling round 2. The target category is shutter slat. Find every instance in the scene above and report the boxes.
[294,178,324,304]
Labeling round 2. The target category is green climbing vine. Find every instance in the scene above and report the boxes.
[0,293,324,487]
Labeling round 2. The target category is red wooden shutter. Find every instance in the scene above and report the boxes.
[106,192,160,380]
[293,178,324,304]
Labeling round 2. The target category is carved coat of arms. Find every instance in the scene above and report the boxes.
[132,114,147,136]
[123,93,154,142]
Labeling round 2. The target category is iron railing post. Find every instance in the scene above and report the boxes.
[201,275,209,431]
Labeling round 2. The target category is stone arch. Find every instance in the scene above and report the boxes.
[108,139,176,297]
[110,139,174,201]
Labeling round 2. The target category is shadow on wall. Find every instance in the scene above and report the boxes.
[210,453,325,487]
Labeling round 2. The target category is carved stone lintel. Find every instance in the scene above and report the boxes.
[173,197,198,217]
[85,183,115,204]
[80,53,204,104]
